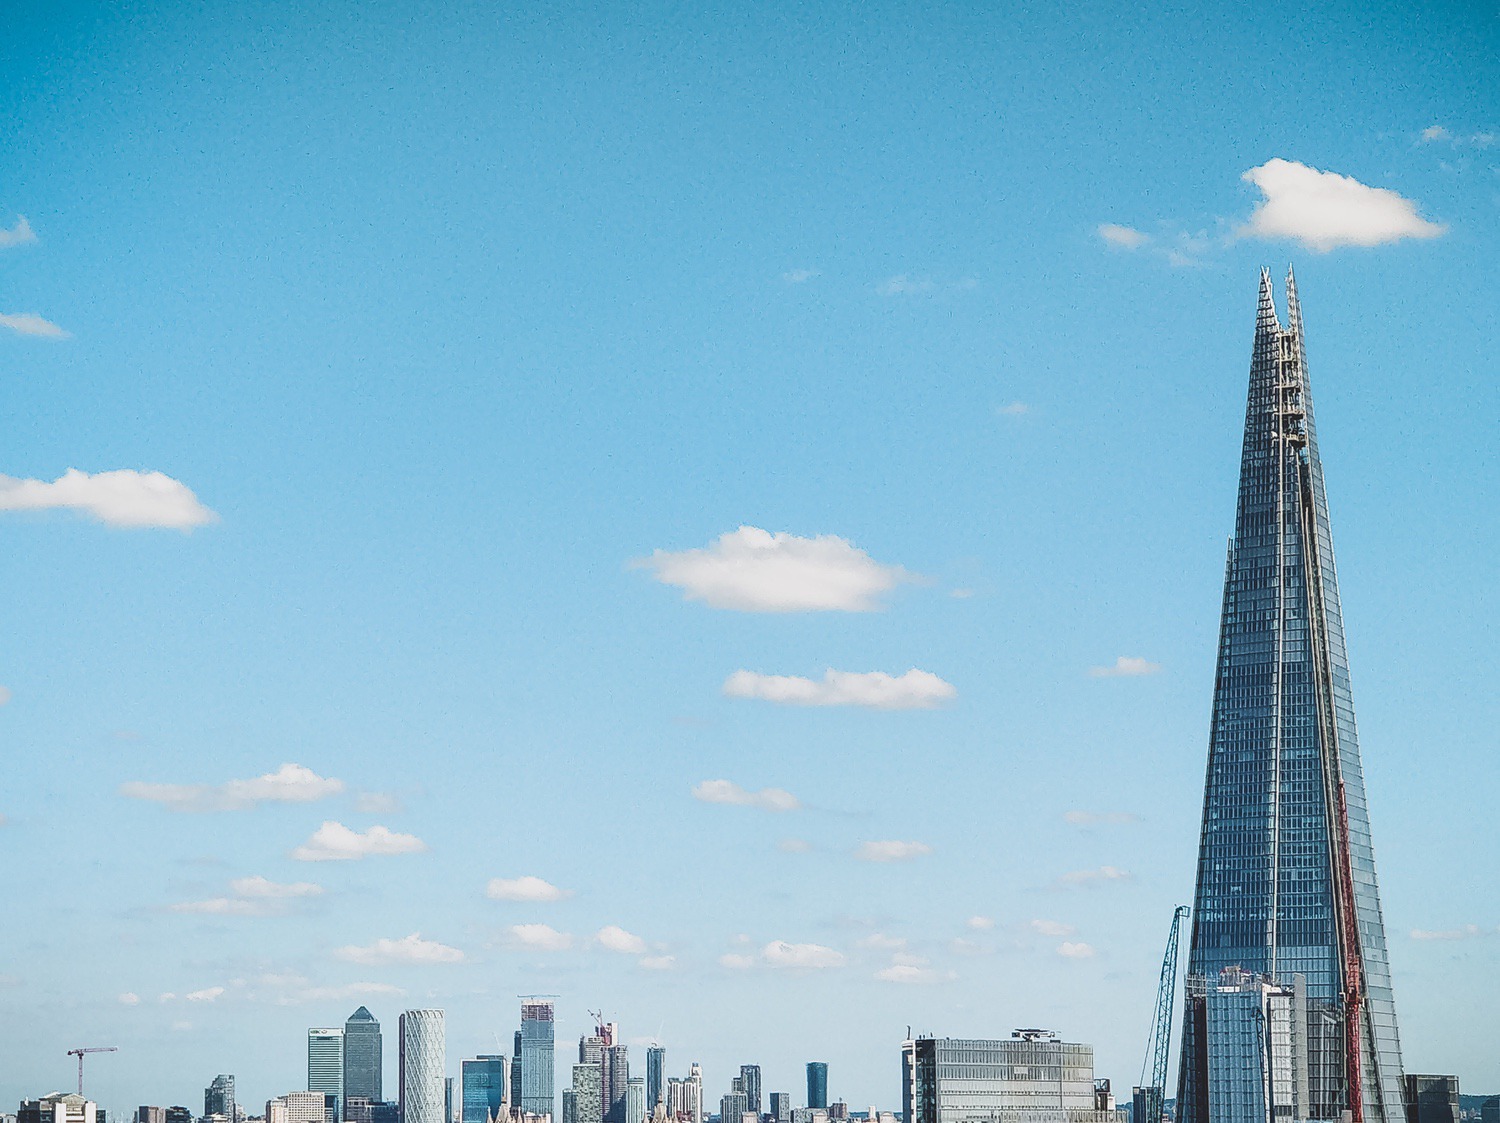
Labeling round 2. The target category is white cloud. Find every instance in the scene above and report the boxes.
[692,779,801,812]
[636,526,915,613]
[1089,656,1161,678]
[875,964,952,984]
[0,686,10,705]
[0,312,69,339]
[0,468,217,526]
[1029,919,1076,937]
[185,986,225,1002]
[123,763,342,812]
[761,941,846,969]
[1057,941,1096,959]
[1064,810,1140,825]
[1410,925,1485,941]
[336,933,465,965]
[725,668,956,710]
[487,875,572,902]
[508,924,574,952]
[878,275,935,296]
[1239,159,1445,251]
[639,955,676,971]
[996,401,1030,417]
[118,992,141,1006]
[1097,223,1150,250]
[782,268,818,283]
[596,926,649,954]
[0,216,37,248]
[719,953,757,969]
[1056,865,1133,887]
[1419,126,1495,148]
[966,916,995,930]
[778,838,813,854]
[291,821,427,862]
[295,982,406,1003]
[857,933,909,951]
[1421,125,1451,142]
[855,840,933,863]
[230,875,325,898]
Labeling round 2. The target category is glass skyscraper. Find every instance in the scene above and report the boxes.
[1177,271,1406,1123]
[309,1029,346,1123]
[644,1047,666,1113]
[804,1065,826,1112]
[345,1007,383,1104]
[400,1010,447,1123]
[520,1001,556,1119]
[462,1057,509,1123]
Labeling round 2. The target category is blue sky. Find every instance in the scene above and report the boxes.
[1,0,1496,1113]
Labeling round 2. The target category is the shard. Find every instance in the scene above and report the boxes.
[1176,271,1406,1123]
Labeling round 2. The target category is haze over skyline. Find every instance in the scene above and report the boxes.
[2,0,1495,1114]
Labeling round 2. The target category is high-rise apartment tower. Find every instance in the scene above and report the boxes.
[1177,271,1406,1123]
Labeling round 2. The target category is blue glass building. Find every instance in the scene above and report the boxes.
[805,1064,827,1111]
[1177,271,1406,1123]
[520,1001,556,1119]
[463,1057,510,1123]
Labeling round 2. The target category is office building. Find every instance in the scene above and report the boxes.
[463,1058,510,1123]
[513,1034,525,1109]
[805,1067,827,1113]
[206,1077,236,1123]
[521,1002,557,1120]
[19,1098,96,1123]
[626,1080,644,1123]
[603,1044,629,1123]
[562,1093,577,1123]
[267,1095,326,1123]
[1201,968,1309,1123]
[573,1066,604,1123]
[345,1008,383,1104]
[909,1032,1123,1123]
[1176,270,1408,1123]
[1404,1076,1460,1123]
[768,1095,789,1123]
[309,1029,345,1123]
[400,1010,447,1123]
[737,1071,760,1118]
[1480,1097,1500,1123]
[645,1049,666,1114]
[344,1100,374,1123]
[720,1096,748,1123]
[135,1110,164,1123]
[163,1111,191,1123]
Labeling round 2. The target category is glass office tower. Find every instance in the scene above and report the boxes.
[345,1007,383,1104]
[462,1057,510,1123]
[1177,271,1405,1123]
[520,1001,556,1119]
[400,1010,446,1123]
[805,1065,827,1112]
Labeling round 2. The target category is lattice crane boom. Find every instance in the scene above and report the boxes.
[1133,907,1189,1123]
[67,1047,118,1096]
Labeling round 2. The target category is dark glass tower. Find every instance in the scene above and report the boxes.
[345,1006,383,1102]
[1177,271,1405,1123]
[520,1000,557,1119]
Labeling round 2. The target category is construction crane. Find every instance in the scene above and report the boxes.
[1132,907,1189,1123]
[67,1047,118,1096]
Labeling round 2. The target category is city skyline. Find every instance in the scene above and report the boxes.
[2,0,1495,1115]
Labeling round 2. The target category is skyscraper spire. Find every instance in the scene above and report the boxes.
[1176,272,1406,1123]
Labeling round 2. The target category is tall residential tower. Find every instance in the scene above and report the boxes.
[1177,271,1406,1123]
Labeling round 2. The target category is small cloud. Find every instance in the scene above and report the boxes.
[486,875,572,902]
[1,468,216,527]
[122,763,342,812]
[782,268,818,284]
[719,953,757,970]
[296,982,406,1003]
[169,897,277,917]
[778,838,813,854]
[118,992,141,1006]
[761,940,846,969]
[996,401,1030,417]
[639,954,676,971]
[1064,810,1140,826]
[965,916,995,931]
[1421,125,1451,142]
[857,933,908,951]
[878,275,936,296]
[1097,223,1150,250]
[1410,925,1484,941]
[855,840,933,863]
[291,821,427,862]
[507,924,574,952]
[230,875,325,899]
[635,526,916,613]
[875,964,953,984]
[0,312,69,339]
[185,986,226,1002]
[1239,158,1445,251]
[0,216,37,248]
[692,779,801,812]
[353,791,402,814]
[596,925,648,955]
[0,685,10,705]
[336,933,465,965]
[1029,919,1076,937]
[1056,865,1133,888]
[725,668,956,710]
[1089,656,1161,678]
[1057,941,1096,959]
